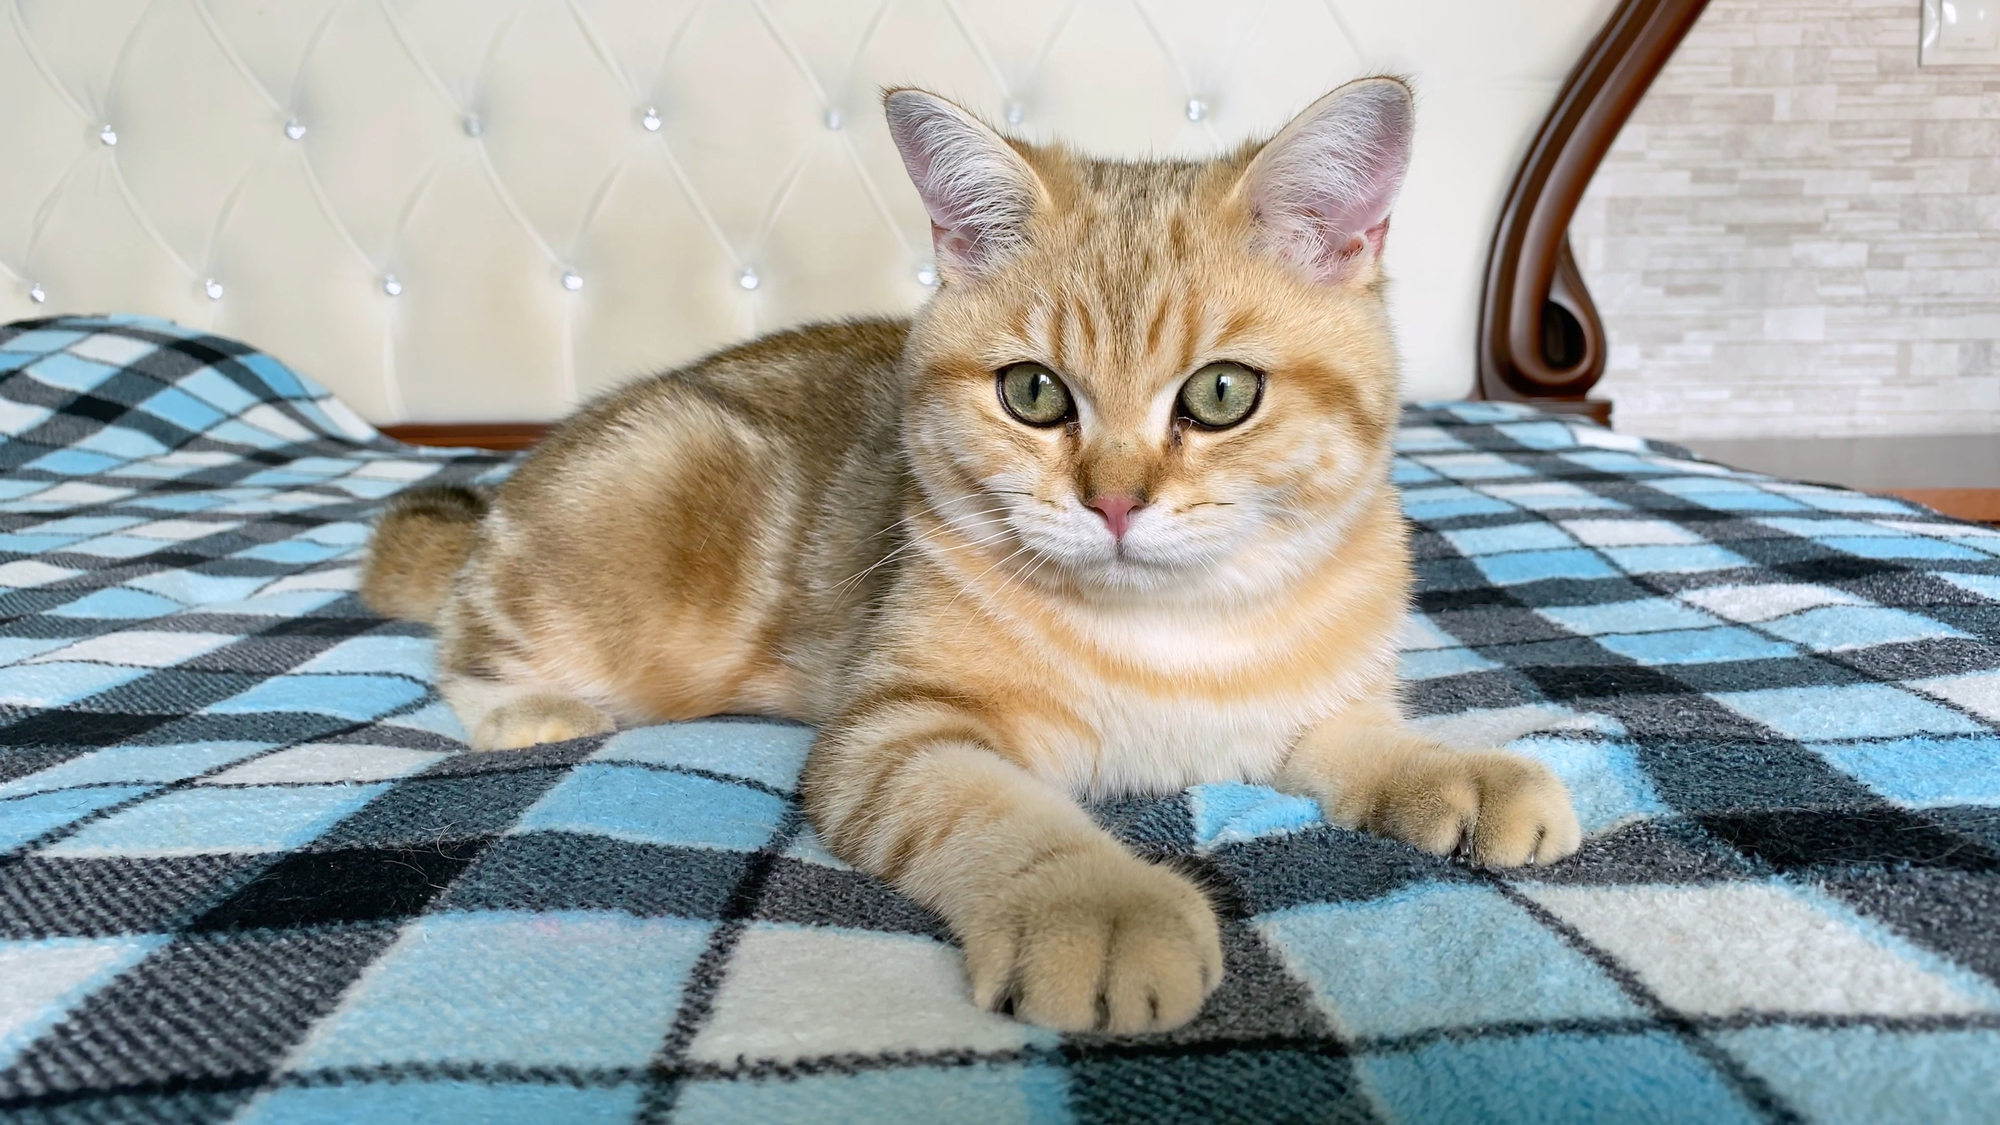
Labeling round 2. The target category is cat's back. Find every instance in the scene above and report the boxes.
[667,316,912,434]
[524,317,912,479]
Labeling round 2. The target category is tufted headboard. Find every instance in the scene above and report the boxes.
[2,0,1629,425]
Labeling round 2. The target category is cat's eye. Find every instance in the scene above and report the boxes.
[997,363,1074,427]
[1177,362,1262,429]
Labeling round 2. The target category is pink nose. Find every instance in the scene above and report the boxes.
[1088,494,1143,539]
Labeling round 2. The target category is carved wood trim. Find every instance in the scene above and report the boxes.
[380,423,551,451]
[1476,0,1711,422]
[1887,489,2000,525]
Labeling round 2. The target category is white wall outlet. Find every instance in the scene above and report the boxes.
[1922,0,2000,65]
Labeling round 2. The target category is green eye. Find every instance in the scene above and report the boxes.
[997,363,1074,427]
[1177,362,1262,429]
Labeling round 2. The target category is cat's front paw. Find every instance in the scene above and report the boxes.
[1362,750,1580,867]
[962,851,1223,1034]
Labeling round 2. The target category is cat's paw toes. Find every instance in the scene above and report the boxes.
[472,695,616,750]
[963,852,1222,1034]
[1367,751,1580,867]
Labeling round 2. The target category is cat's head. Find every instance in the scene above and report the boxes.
[890,79,1413,601]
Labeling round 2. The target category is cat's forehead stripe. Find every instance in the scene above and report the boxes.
[1174,289,1204,376]
[1078,296,1102,364]
[1143,292,1171,359]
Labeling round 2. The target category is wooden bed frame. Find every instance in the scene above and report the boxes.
[377,0,1996,526]
[1475,0,1710,426]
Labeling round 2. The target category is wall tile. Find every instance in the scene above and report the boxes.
[1573,0,2000,439]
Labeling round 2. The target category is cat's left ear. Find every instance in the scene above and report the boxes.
[1237,77,1414,287]
[884,88,1046,284]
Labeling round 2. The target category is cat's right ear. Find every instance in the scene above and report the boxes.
[1236,77,1415,288]
[884,89,1044,283]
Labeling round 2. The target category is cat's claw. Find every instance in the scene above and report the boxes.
[962,851,1222,1034]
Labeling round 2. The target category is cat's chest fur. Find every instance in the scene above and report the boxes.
[1064,689,1313,799]
[1018,603,1395,800]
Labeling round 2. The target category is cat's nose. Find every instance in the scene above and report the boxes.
[1088,494,1144,540]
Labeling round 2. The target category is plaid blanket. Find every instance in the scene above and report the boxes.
[0,314,1994,1124]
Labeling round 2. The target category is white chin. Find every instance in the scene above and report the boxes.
[1089,552,1179,586]
[1022,527,1209,584]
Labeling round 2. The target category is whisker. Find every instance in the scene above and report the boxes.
[855,502,1018,546]
[942,542,1039,619]
[827,546,922,595]
[829,519,1021,595]
[948,542,1056,643]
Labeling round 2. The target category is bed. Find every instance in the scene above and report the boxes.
[0,314,1994,1123]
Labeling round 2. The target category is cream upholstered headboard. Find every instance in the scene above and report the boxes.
[0,0,1617,424]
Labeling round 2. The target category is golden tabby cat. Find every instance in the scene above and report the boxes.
[362,78,1581,1034]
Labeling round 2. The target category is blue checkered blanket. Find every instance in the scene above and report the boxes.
[0,314,1995,1124]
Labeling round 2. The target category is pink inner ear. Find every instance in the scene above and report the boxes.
[932,223,978,266]
[1313,216,1392,278]
[1245,80,1414,285]
[1363,216,1391,257]
[1301,156,1405,284]
[1319,192,1395,255]
[884,91,1037,279]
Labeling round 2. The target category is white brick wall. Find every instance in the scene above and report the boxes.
[1570,0,2000,440]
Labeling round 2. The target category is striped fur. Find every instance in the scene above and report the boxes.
[363,79,1580,1033]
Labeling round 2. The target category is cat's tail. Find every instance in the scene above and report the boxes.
[360,485,488,624]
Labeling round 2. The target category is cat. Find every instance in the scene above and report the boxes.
[360,77,1581,1035]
